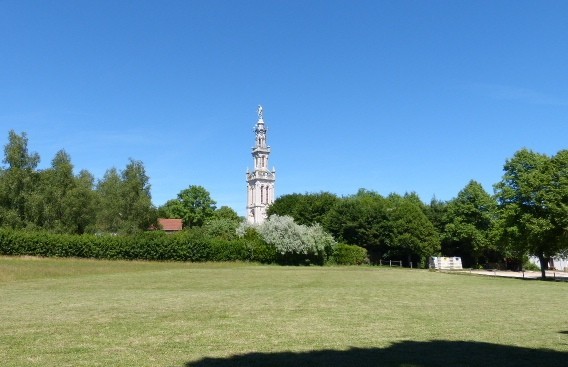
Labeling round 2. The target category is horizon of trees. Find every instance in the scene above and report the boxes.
[2,130,567,276]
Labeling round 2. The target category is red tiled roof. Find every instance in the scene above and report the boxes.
[158,218,183,231]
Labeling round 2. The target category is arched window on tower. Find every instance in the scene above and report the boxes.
[260,185,264,204]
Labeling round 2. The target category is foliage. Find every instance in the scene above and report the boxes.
[95,160,156,235]
[160,185,217,228]
[332,243,368,265]
[0,130,40,228]
[258,215,335,264]
[441,180,497,267]
[267,191,340,225]
[202,218,240,241]
[240,215,337,265]
[494,148,568,278]
[211,205,241,222]
[383,194,440,267]
[323,189,389,256]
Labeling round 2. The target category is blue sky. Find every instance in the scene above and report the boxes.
[1,1,567,216]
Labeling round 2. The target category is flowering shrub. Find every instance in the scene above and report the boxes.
[238,215,336,265]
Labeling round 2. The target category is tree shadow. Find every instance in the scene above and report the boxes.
[184,339,568,367]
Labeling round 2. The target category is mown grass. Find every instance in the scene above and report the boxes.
[1,256,567,367]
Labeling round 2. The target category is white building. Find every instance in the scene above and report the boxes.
[246,105,276,224]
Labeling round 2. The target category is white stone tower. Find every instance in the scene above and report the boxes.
[246,105,276,224]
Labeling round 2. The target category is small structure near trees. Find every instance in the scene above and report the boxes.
[157,218,183,233]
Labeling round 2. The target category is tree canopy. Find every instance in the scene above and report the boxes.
[494,148,568,277]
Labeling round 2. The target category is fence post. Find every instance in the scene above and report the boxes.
[389,260,392,267]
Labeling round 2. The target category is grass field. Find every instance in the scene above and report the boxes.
[1,256,567,367]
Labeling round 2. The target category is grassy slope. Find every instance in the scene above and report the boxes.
[1,257,567,367]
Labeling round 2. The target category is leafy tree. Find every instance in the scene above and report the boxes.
[40,150,76,232]
[384,194,440,267]
[494,149,568,278]
[0,130,40,227]
[162,185,217,228]
[95,168,123,233]
[95,160,156,234]
[210,206,241,222]
[442,180,497,267]
[267,192,339,225]
[120,159,156,233]
[323,189,389,261]
[63,170,97,234]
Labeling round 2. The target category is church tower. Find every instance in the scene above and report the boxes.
[246,105,276,224]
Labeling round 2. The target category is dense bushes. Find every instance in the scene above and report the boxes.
[332,243,369,265]
[0,228,280,263]
[0,226,370,267]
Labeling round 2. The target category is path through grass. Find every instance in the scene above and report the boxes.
[1,257,567,366]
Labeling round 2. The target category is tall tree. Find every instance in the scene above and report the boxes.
[323,189,389,262]
[442,180,497,267]
[63,170,97,234]
[0,130,40,228]
[41,150,76,232]
[384,194,440,267]
[494,149,568,278]
[95,168,123,233]
[96,160,156,234]
[120,159,156,233]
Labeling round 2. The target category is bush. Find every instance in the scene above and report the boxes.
[333,243,368,265]
[245,215,337,265]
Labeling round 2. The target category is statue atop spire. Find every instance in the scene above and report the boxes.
[257,105,264,120]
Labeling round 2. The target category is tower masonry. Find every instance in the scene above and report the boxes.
[246,105,276,224]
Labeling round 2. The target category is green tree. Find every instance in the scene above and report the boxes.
[323,189,389,262]
[95,168,123,233]
[210,206,240,222]
[163,185,217,228]
[425,196,449,236]
[120,159,156,233]
[494,149,568,278]
[40,150,76,232]
[0,130,41,228]
[384,194,440,267]
[62,170,97,234]
[442,180,497,267]
[267,192,339,226]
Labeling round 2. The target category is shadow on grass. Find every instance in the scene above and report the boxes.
[185,340,568,367]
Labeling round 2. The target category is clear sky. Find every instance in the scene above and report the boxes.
[1,1,567,216]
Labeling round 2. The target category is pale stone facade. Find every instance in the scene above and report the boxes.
[246,105,276,224]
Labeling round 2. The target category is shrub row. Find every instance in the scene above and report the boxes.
[0,229,277,263]
[0,229,369,266]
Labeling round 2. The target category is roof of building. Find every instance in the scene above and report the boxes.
[158,218,183,232]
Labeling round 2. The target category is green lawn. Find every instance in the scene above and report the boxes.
[1,256,567,367]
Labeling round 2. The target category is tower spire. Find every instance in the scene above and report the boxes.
[246,105,276,224]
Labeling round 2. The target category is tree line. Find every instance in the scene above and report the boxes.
[2,130,567,276]
[267,148,568,277]
[0,130,241,235]
[0,130,157,234]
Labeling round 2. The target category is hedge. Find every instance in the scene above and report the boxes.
[332,243,369,265]
[0,228,279,263]
[0,229,370,266]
